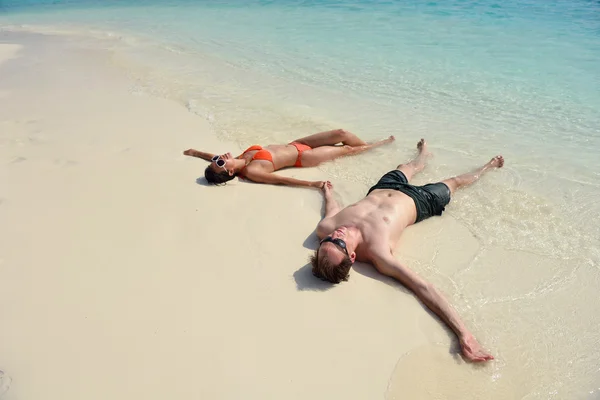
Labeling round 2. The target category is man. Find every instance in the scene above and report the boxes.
[312,139,503,362]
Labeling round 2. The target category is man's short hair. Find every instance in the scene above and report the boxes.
[310,249,352,284]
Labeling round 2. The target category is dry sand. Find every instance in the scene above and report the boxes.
[8,29,597,400]
[1,32,475,399]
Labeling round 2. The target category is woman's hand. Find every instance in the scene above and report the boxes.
[182,148,216,161]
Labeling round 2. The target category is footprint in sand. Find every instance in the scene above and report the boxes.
[385,345,531,400]
[9,157,26,164]
[0,370,11,398]
[53,159,78,166]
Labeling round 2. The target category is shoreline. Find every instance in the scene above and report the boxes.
[1,29,599,400]
[0,31,439,400]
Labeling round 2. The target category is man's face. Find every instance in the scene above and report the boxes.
[318,228,350,266]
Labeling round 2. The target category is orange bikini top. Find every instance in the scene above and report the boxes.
[238,145,274,166]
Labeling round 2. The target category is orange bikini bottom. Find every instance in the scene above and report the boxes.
[289,142,312,167]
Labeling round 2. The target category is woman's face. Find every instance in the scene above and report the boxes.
[210,152,235,174]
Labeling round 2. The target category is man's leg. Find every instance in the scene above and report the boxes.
[442,155,504,194]
[396,138,431,181]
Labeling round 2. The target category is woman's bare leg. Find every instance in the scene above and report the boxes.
[299,135,396,167]
[293,128,375,148]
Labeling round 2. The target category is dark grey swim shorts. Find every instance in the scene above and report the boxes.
[367,170,451,223]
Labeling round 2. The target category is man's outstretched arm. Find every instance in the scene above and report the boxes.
[321,181,341,218]
[315,182,341,239]
[371,249,494,363]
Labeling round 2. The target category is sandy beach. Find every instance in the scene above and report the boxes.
[0,31,462,400]
[2,27,599,400]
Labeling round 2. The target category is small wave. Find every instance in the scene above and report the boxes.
[185,99,214,122]
[1,23,143,48]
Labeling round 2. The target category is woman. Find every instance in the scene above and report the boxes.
[183,129,395,188]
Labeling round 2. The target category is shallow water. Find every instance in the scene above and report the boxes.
[1,1,600,398]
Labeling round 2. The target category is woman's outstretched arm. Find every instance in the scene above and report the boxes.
[183,149,216,162]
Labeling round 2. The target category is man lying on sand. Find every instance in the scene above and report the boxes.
[311,139,503,362]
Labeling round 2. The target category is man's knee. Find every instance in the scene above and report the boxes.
[396,163,414,174]
[442,177,459,193]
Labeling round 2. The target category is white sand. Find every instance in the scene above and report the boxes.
[5,31,599,400]
[0,33,458,400]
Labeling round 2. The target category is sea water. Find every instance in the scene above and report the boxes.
[1,1,599,398]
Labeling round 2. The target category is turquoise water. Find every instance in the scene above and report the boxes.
[3,1,600,179]
[2,1,600,398]
[2,1,599,262]
[2,1,600,150]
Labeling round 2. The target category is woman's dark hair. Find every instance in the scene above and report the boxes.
[204,165,236,184]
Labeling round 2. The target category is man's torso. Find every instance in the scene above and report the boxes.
[319,189,417,261]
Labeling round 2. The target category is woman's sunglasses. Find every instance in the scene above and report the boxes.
[319,236,349,256]
[211,155,226,168]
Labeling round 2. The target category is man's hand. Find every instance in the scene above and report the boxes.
[319,180,341,218]
[460,333,494,362]
[316,180,339,237]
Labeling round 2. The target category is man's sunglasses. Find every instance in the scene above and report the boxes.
[319,236,349,256]
[211,155,226,168]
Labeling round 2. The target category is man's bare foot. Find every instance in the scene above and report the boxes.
[385,135,395,144]
[487,155,504,169]
[416,138,432,157]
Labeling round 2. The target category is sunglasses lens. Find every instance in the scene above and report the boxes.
[321,237,348,254]
[212,155,219,161]
[216,159,225,167]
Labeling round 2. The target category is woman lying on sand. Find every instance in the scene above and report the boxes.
[183,129,395,188]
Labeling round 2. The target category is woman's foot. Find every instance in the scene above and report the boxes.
[371,135,395,147]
